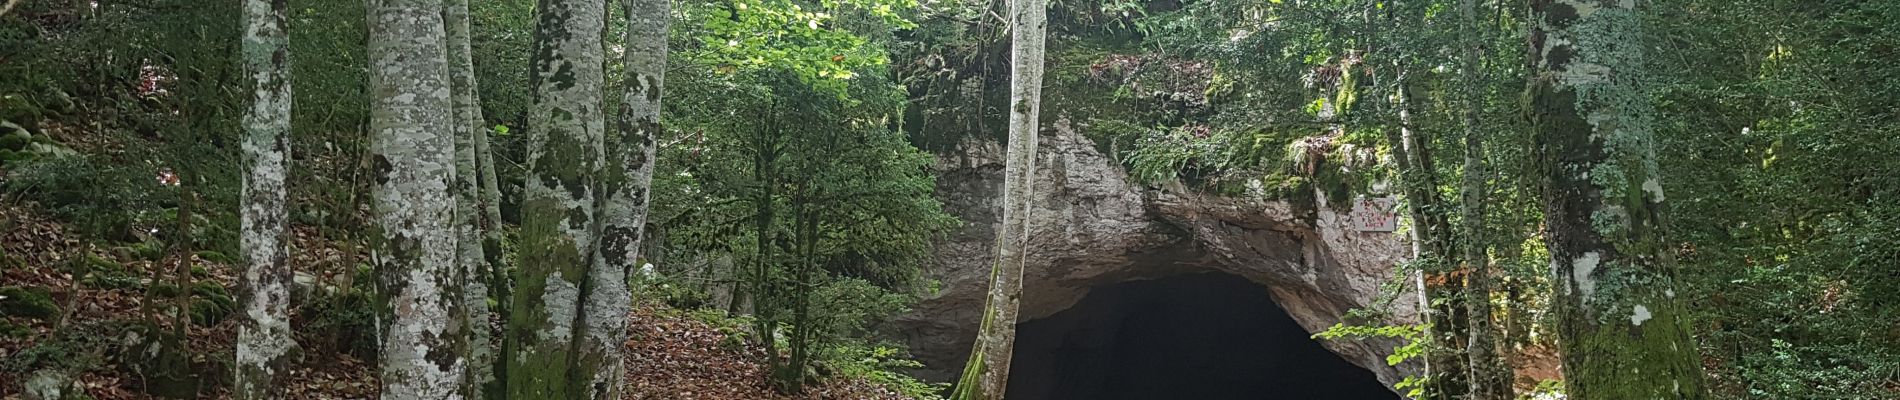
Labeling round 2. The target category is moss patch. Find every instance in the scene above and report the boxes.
[0,286,59,320]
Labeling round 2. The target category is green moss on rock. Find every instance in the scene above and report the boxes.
[131,242,166,261]
[83,254,124,275]
[193,250,235,264]
[190,282,234,326]
[0,129,29,151]
[0,149,34,165]
[0,286,58,320]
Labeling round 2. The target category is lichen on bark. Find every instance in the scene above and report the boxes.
[366,0,469,398]
[570,0,670,397]
[1531,0,1707,398]
[506,0,607,397]
[441,0,498,397]
[952,0,1045,398]
[235,0,295,397]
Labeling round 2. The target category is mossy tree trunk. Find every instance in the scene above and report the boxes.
[951,0,1044,398]
[1530,1,1708,398]
[573,0,668,397]
[506,0,606,397]
[234,0,294,397]
[1457,0,1511,397]
[441,0,499,397]
[366,0,469,397]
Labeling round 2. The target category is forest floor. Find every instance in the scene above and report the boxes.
[0,205,916,400]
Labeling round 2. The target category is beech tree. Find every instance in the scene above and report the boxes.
[233,0,293,397]
[571,0,670,397]
[366,0,468,397]
[505,0,606,396]
[1530,0,1708,398]
[441,0,498,397]
[951,0,1045,397]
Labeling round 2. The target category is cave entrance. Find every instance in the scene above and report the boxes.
[1005,272,1400,400]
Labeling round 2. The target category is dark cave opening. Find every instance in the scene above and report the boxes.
[1005,272,1400,400]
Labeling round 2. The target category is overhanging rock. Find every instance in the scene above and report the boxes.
[894,117,1420,391]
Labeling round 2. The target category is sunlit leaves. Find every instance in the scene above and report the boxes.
[688,0,916,84]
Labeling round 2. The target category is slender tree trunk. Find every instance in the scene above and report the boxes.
[234,0,294,398]
[472,124,510,400]
[573,0,669,397]
[1530,1,1707,398]
[777,189,819,392]
[441,0,498,397]
[366,0,468,398]
[472,77,507,358]
[1457,0,1511,398]
[952,0,1044,398]
[1389,66,1469,400]
[172,189,196,340]
[507,0,606,397]
[749,106,782,378]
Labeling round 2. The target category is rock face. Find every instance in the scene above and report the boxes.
[895,117,1419,390]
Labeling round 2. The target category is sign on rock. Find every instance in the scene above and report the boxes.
[1351,197,1398,232]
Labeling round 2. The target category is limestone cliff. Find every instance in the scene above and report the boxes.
[895,115,1419,390]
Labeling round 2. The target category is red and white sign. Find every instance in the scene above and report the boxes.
[1351,197,1399,232]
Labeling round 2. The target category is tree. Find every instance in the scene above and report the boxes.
[1529,1,1707,398]
[366,0,468,397]
[505,0,606,396]
[952,0,1045,397]
[1457,0,1510,397]
[233,0,293,397]
[572,0,670,397]
[441,0,498,397]
[1385,17,1467,400]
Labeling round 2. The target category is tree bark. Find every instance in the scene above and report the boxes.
[366,0,469,398]
[573,0,669,397]
[441,0,499,397]
[234,0,294,397]
[1530,1,1708,398]
[951,0,1044,398]
[1458,0,1512,398]
[1389,66,1469,400]
[472,72,507,363]
[506,0,607,397]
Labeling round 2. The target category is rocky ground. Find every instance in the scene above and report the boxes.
[0,205,917,400]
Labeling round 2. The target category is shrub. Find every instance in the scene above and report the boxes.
[298,290,380,361]
[822,341,947,400]
[3,156,171,241]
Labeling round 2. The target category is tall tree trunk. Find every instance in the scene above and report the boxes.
[1389,67,1469,400]
[507,0,606,397]
[1458,0,1512,398]
[366,0,468,397]
[952,0,1044,398]
[574,0,669,397]
[1529,1,1708,398]
[441,0,498,397]
[234,0,294,396]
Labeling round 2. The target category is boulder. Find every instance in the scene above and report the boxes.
[0,120,29,150]
[27,141,78,158]
[23,369,78,400]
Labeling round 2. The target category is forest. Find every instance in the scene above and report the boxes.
[0,0,1896,399]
